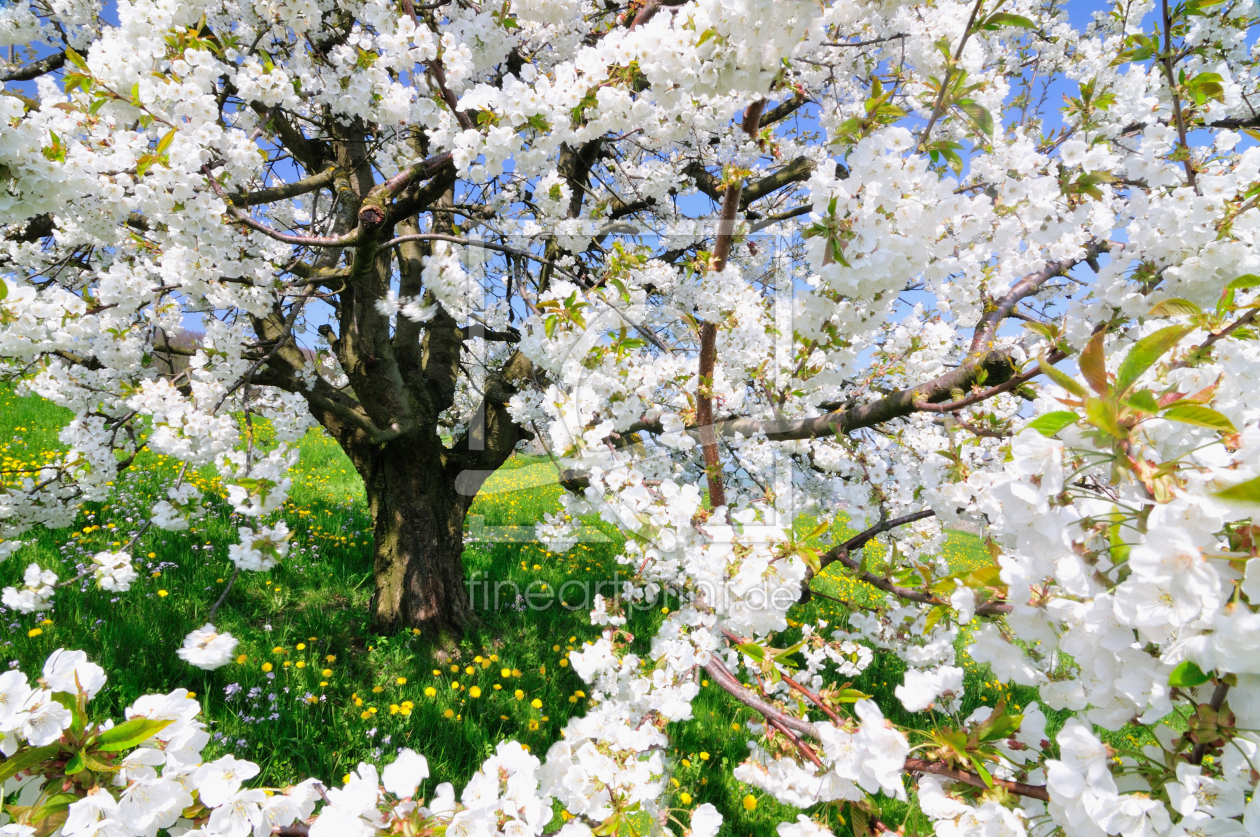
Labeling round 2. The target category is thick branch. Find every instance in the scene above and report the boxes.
[3,214,54,244]
[230,168,336,208]
[248,104,326,172]
[1160,0,1197,192]
[2,52,66,82]
[703,658,815,736]
[685,156,815,208]
[648,348,1020,443]
[203,166,364,247]
[761,92,809,126]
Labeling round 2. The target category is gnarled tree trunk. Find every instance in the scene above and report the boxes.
[361,441,475,635]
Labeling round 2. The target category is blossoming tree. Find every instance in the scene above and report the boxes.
[5,0,1260,834]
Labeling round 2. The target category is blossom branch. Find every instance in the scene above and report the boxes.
[697,98,766,510]
[903,758,1049,801]
[1159,0,1198,193]
[970,241,1117,353]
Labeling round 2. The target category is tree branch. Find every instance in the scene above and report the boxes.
[698,99,765,510]
[904,758,1049,801]
[970,241,1115,353]
[229,168,336,208]
[2,52,66,82]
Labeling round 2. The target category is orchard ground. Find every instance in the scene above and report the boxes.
[0,386,1150,835]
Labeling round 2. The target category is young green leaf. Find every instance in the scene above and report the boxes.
[96,718,173,751]
[1085,397,1126,439]
[1147,298,1202,318]
[1025,411,1079,437]
[155,128,176,156]
[1215,475,1260,505]
[0,744,63,783]
[1162,405,1237,433]
[1114,325,1191,395]
[982,12,1037,28]
[1039,358,1088,398]
[735,642,766,662]
[1168,660,1211,687]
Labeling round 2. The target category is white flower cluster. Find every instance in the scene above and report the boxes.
[0,649,568,837]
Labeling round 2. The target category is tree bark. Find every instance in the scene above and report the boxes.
[360,439,475,636]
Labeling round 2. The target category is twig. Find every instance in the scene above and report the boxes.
[918,0,985,150]
[207,567,242,621]
[1160,0,1197,193]
[904,758,1049,801]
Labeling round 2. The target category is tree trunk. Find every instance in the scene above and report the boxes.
[361,442,474,636]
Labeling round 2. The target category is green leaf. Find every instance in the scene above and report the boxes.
[983,12,1037,28]
[969,757,996,789]
[1226,274,1260,292]
[1162,404,1237,433]
[1021,321,1055,341]
[95,718,173,752]
[1125,389,1160,415]
[51,690,86,737]
[1025,411,1079,437]
[1215,475,1260,505]
[1169,661,1211,687]
[834,688,872,703]
[64,47,89,70]
[0,277,8,302]
[1039,358,1087,398]
[980,713,1024,741]
[0,744,63,783]
[1147,298,1202,318]
[1115,325,1192,395]
[155,128,176,156]
[956,100,994,137]
[29,790,79,825]
[1085,397,1126,439]
[735,642,765,662]
[922,605,947,635]
[65,750,86,775]
[771,639,807,661]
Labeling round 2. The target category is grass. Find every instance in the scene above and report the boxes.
[0,386,1061,835]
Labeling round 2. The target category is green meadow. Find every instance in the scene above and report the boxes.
[0,387,1061,835]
